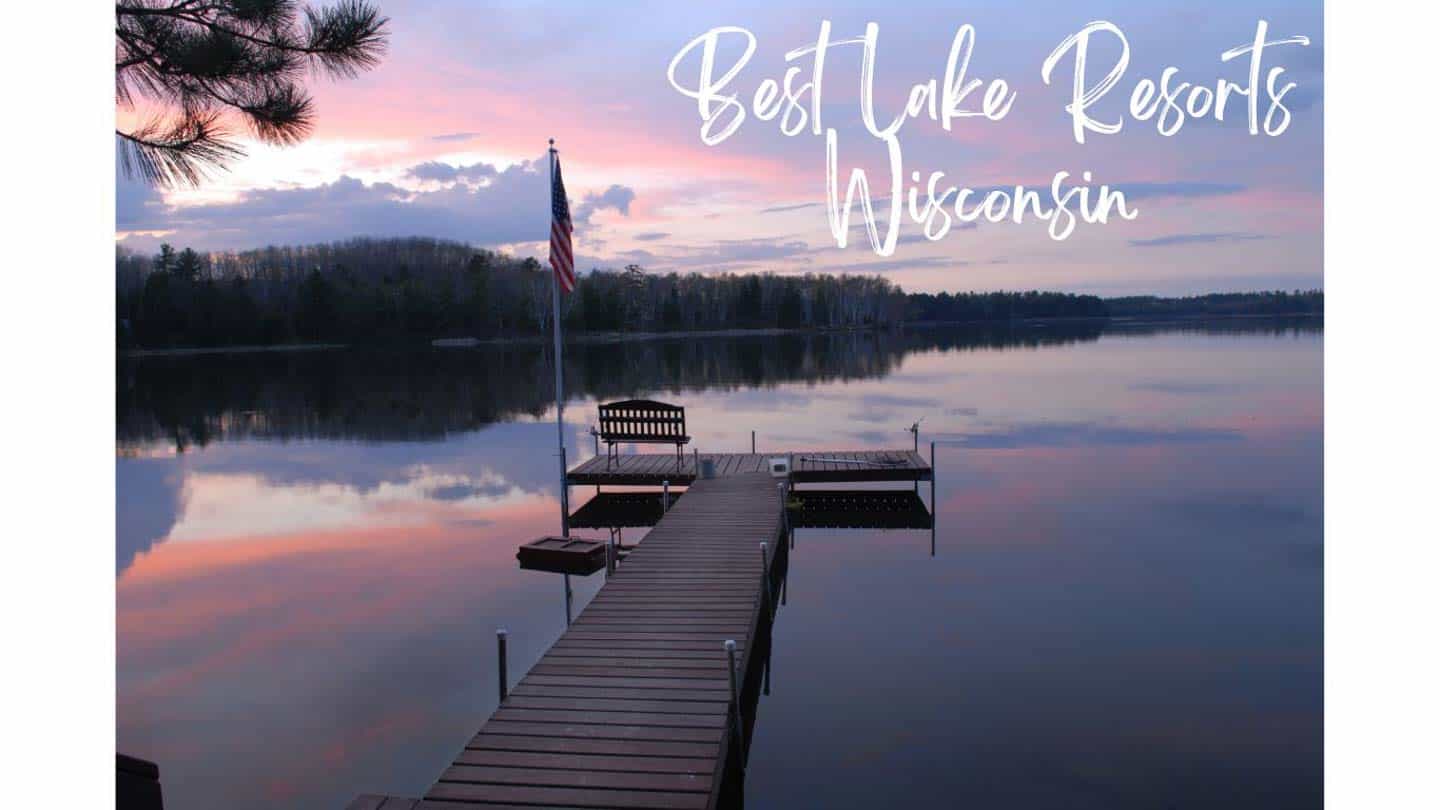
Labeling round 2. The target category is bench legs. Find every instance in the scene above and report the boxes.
[600,442,688,471]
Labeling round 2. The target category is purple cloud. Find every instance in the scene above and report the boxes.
[1129,232,1270,248]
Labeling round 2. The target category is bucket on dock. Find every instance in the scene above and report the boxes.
[699,457,717,478]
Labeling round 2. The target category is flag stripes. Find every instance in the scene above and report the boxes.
[549,153,576,292]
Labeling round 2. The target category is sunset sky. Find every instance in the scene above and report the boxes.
[115,0,1323,295]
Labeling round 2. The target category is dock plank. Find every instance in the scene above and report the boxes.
[467,733,718,758]
[440,765,711,793]
[426,782,710,810]
[454,750,714,774]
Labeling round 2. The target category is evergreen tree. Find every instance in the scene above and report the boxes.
[153,243,176,276]
[174,247,204,281]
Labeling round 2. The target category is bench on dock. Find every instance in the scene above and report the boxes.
[597,399,690,469]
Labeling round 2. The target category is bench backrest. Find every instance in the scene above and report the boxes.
[598,399,687,440]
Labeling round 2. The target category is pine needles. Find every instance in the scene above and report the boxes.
[116,0,389,188]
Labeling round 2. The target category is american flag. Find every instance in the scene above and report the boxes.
[549,154,576,293]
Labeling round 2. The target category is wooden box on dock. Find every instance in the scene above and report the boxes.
[516,536,607,576]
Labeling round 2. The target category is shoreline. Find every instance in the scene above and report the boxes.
[121,343,349,358]
[118,313,1322,357]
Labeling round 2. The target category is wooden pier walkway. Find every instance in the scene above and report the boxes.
[349,448,932,809]
[566,449,931,486]
[353,472,785,810]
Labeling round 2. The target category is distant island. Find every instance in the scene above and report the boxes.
[116,236,1322,350]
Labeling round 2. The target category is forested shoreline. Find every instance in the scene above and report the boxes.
[116,236,1322,349]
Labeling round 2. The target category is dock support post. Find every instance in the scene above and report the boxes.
[779,480,793,549]
[764,642,771,696]
[662,480,670,512]
[911,422,921,493]
[559,446,571,538]
[751,430,756,453]
[563,575,572,625]
[777,481,790,544]
[693,447,699,475]
[725,640,745,765]
[760,541,772,618]
[496,629,508,702]
[930,440,937,557]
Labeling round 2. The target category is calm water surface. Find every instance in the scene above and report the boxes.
[116,321,1322,809]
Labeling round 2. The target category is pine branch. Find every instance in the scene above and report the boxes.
[301,1,387,77]
[117,111,245,187]
[115,1,388,187]
[228,81,314,143]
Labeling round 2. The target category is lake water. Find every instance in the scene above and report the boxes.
[116,320,1322,809]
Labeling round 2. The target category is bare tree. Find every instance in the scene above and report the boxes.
[116,0,389,187]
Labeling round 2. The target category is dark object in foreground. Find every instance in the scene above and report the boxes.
[597,399,690,468]
[117,753,163,810]
[516,536,607,575]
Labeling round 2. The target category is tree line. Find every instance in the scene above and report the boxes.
[115,236,1322,349]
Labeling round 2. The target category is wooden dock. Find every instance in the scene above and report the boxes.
[348,448,931,810]
[352,472,785,809]
[566,449,931,486]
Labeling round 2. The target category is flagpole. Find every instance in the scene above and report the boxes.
[549,138,570,540]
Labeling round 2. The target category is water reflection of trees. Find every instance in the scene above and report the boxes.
[117,319,1319,450]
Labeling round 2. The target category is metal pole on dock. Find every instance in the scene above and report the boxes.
[751,430,756,453]
[930,440,937,557]
[911,420,923,493]
[593,431,602,495]
[496,629,508,702]
[724,639,745,764]
[662,480,670,512]
[781,480,794,550]
[563,575,572,624]
[547,140,570,543]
